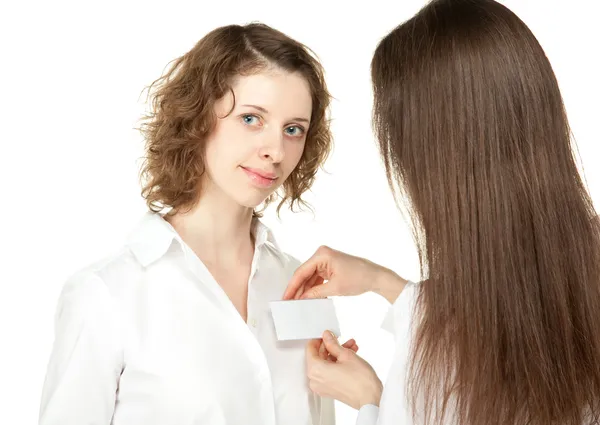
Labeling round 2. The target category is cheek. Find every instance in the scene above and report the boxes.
[282,141,306,176]
[203,140,228,177]
[205,127,250,171]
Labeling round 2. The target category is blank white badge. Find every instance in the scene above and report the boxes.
[269,298,341,341]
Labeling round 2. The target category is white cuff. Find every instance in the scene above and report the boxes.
[356,404,379,425]
[380,280,416,335]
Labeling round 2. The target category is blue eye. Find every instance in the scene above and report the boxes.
[285,126,304,137]
[242,114,260,125]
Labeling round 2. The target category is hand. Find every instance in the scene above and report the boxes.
[306,331,383,410]
[329,338,359,360]
[282,245,407,303]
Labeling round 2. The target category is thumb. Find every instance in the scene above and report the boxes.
[321,330,345,358]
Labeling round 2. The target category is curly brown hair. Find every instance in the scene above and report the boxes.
[138,23,332,216]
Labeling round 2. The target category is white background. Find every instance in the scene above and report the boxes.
[1,0,598,422]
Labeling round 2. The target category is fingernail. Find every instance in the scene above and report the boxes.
[324,330,335,341]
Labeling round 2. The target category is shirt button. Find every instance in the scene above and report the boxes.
[249,318,257,327]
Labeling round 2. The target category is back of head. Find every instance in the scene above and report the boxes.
[371,0,600,424]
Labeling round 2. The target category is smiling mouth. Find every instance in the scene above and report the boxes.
[240,166,278,188]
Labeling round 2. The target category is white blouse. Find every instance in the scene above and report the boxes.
[39,212,335,425]
[356,281,419,425]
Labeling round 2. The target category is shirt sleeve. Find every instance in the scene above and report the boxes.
[380,280,417,339]
[39,272,124,425]
[356,404,379,425]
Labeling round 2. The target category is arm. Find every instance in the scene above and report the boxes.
[372,267,407,304]
[39,273,123,425]
[283,245,408,303]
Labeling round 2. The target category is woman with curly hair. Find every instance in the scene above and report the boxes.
[39,23,351,425]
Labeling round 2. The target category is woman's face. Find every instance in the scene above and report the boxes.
[203,69,312,209]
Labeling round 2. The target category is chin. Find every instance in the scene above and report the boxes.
[233,191,276,209]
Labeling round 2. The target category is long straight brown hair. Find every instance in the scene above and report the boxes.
[371,1,600,424]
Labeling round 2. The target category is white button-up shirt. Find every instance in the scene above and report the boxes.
[356,281,419,425]
[39,212,335,425]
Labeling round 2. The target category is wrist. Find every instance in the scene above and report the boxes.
[373,267,407,304]
[358,376,383,408]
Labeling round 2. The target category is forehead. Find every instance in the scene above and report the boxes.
[229,70,312,119]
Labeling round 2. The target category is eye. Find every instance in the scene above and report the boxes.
[241,114,261,126]
[284,125,305,137]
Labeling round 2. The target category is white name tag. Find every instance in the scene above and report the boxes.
[269,298,341,341]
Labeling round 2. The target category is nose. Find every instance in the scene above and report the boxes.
[258,129,285,163]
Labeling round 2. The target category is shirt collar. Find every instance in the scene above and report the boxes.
[127,211,285,267]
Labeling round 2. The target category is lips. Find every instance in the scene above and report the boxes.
[242,167,277,180]
[241,166,278,188]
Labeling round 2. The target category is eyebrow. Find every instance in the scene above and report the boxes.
[241,104,310,124]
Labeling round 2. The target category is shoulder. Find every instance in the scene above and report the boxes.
[57,248,140,314]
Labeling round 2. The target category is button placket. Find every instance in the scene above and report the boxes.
[246,244,263,333]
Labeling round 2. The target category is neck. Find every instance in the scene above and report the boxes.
[167,185,256,268]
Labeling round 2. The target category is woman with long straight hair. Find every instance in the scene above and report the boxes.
[283,1,600,424]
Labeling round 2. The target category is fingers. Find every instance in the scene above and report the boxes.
[294,273,319,300]
[283,246,333,300]
[319,338,358,362]
[300,279,333,300]
[320,330,345,358]
[308,335,355,364]
[318,340,328,360]
[306,339,322,362]
[283,272,310,301]
[342,339,359,353]
[297,275,325,300]
[339,339,354,359]
[341,338,355,348]
[293,278,307,300]
[283,259,320,300]
[342,339,356,349]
